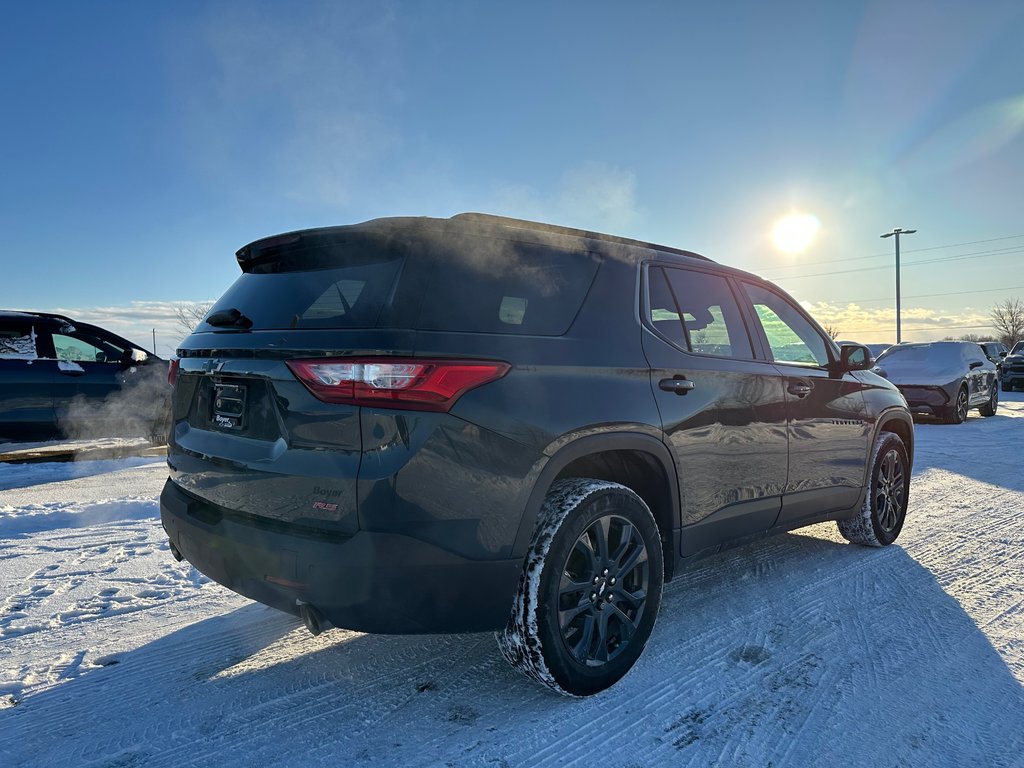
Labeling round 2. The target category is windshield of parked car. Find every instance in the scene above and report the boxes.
[1012,342,1024,355]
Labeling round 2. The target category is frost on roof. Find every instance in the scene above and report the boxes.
[0,329,38,360]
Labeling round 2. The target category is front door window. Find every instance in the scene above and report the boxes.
[52,333,126,364]
[742,283,829,367]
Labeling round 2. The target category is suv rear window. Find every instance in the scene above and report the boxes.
[202,259,405,331]
[202,233,600,336]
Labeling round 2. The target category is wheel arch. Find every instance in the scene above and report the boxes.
[511,433,680,582]
[875,407,914,473]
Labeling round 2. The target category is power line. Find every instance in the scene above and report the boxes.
[758,233,1024,272]
[834,323,995,333]
[818,285,1024,305]
[764,245,1024,281]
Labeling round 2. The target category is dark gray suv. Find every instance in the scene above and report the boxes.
[160,213,914,695]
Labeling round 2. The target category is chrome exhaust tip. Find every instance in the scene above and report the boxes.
[168,540,184,562]
[298,602,325,636]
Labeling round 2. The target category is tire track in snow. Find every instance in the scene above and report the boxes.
[5,410,1024,767]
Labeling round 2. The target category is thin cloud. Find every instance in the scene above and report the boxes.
[174,2,403,210]
[490,162,640,233]
[803,300,995,342]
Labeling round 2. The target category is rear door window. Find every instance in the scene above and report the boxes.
[646,266,754,358]
[0,320,38,360]
[52,332,127,364]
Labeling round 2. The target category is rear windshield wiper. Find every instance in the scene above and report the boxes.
[205,308,254,329]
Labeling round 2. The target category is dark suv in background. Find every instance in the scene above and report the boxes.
[978,341,1008,373]
[161,213,913,695]
[1001,341,1024,391]
[0,311,168,443]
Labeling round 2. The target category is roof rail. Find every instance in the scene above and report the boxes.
[450,212,712,262]
[24,311,78,324]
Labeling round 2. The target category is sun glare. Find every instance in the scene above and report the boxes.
[772,213,820,254]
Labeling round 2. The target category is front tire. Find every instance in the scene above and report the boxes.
[497,478,664,696]
[979,385,998,417]
[838,432,910,547]
[942,385,969,424]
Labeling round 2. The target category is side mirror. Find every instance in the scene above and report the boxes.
[969,361,984,370]
[1000,351,1008,358]
[131,349,149,363]
[836,343,873,372]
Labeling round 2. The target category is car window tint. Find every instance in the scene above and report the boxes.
[646,267,688,349]
[204,258,404,331]
[743,283,829,366]
[876,344,959,364]
[658,267,753,358]
[53,333,125,364]
[301,280,367,322]
[416,241,600,336]
[0,321,37,359]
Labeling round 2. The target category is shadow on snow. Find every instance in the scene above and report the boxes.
[4,530,1022,768]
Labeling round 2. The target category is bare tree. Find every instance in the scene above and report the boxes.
[991,298,1024,347]
[942,333,997,343]
[822,323,840,341]
[174,301,214,335]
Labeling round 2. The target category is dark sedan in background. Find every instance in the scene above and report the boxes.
[0,310,169,443]
[871,340,998,423]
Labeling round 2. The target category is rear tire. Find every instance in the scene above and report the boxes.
[497,478,664,696]
[838,432,909,547]
[1003,382,1013,392]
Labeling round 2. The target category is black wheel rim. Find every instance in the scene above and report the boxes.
[557,514,649,667]
[875,449,906,534]
[957,389,968,421]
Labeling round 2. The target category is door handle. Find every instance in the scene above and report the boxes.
[787,382,813,398]
[659,376,695,395]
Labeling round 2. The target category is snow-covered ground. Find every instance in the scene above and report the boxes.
[2,397,1024,767]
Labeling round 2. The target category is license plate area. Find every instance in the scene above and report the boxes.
[212,383,247,430]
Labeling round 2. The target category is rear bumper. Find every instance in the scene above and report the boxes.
[160,479,523,634]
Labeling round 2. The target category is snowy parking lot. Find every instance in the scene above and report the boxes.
[2,396,1023,767]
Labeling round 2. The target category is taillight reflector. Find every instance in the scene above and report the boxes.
[285,358,510,412]
[168,358,180,387]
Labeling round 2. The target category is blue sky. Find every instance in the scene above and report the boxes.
[2,0,1023,354]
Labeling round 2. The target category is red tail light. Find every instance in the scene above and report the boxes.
[168,358,180,387]
[285,358,510,412]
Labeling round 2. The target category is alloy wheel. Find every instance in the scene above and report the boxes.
[956,388,968,422]
[875,448,906,534]
[557,514,649,667]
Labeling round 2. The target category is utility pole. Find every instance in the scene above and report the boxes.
[152,328,157,355]
[880,227,917,343]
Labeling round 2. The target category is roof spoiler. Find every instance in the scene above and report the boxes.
[451,212,712,262]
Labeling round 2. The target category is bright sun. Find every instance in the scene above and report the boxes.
[772,213,820,254]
